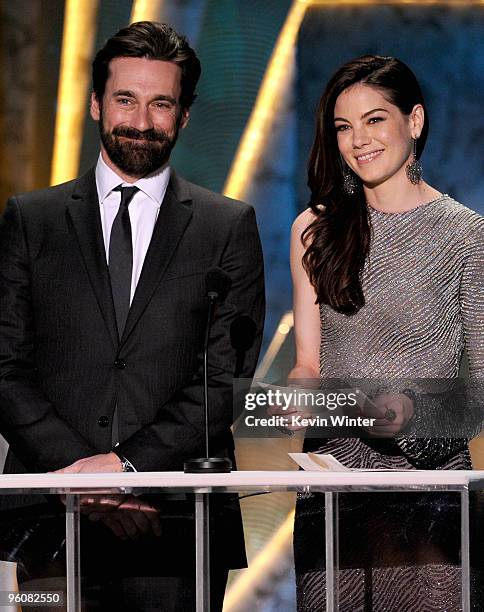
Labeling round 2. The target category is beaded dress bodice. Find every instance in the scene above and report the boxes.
[319,195,483,380]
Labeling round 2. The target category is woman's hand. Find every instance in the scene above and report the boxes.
[266,365,319,434]
[266,398,314,434]
[362,393,414,437]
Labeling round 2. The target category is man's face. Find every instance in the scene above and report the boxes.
[90,57,189,178]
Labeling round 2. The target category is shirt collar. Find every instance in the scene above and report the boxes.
[95,153,171,206]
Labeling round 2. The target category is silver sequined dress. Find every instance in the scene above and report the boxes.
[294,195,484,611]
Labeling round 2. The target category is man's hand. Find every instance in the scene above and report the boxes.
[80,494,162,540]
[54,452,123,473]
[363,393,414,437]
[54,455,162,539]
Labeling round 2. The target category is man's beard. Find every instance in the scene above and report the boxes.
[99,113,180,177]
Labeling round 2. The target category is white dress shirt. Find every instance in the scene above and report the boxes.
[95,153,171,304]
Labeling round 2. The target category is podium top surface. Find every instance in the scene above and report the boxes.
[0,470,484,493]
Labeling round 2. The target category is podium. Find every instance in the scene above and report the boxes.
[0,470,482,611]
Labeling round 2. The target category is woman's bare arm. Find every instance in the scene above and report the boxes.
[288,208,320,382]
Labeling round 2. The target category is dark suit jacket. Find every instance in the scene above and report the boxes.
[0,168,265,574]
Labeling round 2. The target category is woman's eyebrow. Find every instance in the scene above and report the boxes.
[334,108,389,122]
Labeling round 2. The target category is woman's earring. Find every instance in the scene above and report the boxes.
[341,159,360,196]
[405,138,422,185]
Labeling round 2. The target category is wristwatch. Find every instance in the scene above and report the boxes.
[115,453,136,472]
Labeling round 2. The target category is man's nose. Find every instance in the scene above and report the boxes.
[130,106,153,132]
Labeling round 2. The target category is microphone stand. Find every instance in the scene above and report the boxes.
[184,286,232,612]
[184,289,232,474]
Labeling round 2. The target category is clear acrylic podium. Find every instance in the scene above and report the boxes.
[0,470,482,611]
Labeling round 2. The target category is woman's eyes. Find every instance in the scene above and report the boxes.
[335,116,385,131]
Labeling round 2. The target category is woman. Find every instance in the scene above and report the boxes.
[289,55,483,611]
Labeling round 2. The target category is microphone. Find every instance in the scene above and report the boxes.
[230,316,257,378]
[230,316,257,352]
[184,268,233,473]
[206,267,231,302]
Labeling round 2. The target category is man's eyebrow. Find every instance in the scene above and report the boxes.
[113,89,136,98]
[334,108,389,123]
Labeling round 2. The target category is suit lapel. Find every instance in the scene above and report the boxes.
[120,172,193,346]
[66,169,119,349]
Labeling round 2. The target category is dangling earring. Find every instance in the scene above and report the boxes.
[406,138,422,185]
[341,157,360,196]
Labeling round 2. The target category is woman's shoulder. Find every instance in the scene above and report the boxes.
[291,207,321,236]
[438,196,484,245]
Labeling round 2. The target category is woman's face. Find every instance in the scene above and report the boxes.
[334,83,422,188]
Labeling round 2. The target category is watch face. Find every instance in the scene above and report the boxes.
[121,458,135,472]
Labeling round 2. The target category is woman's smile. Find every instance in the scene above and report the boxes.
[354,149,384,164]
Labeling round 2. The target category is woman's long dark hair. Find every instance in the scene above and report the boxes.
[302,55,429,314]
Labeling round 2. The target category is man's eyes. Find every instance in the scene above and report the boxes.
[154,101,175,110]
[115,98,175,111]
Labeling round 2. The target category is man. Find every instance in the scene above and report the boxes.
[0,21,264,611]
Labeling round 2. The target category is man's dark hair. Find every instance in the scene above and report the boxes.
[92,21,201,110]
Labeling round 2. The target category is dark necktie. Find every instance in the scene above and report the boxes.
[109,186,139,338]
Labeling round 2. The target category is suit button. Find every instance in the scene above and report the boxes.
[114,359,126,369]
[98,416,110,428]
